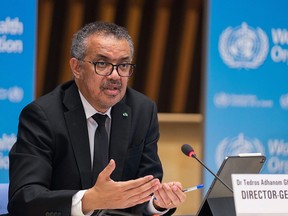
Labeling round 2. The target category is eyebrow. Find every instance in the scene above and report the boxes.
[94,54,131,62]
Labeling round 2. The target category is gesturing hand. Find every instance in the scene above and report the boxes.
[82,159,161,213]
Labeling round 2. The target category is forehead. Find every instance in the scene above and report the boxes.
[85,34,131,60]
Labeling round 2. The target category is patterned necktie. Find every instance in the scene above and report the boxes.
[92,113,108,184]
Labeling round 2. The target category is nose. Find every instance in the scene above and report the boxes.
[108,66,121,79]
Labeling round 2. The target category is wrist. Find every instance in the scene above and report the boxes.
[152,199,168,211]
[82,189,95,214]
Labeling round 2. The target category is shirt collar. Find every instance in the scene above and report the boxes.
[78,90,112,119]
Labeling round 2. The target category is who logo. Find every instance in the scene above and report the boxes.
[219,22,269,69]
[215,133,266,168]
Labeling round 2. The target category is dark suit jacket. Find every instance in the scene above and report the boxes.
[8,81,166,216]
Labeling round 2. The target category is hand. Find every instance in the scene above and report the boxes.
[82,159,161,213]
[153,182,186,210]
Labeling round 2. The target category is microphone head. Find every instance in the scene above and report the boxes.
[181,144,196,157]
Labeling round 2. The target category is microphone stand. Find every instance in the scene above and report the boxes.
[192,155,233,193]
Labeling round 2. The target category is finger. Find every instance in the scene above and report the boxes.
[119,178,160,207]
[153,192,171,210]
[161,183,174,205]
[97,159,116,182]
[120,175,155,191]
[117,178,160,208]
[153,183,171,206]
[164,184,186,206]
[177,190,187,203]
[169,181,183,190]
[125,193,153,207]
[154,183,185,209]
[153,190,165,205]
[128,178,160,198]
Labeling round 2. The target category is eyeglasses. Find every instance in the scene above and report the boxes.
[80,60,135,77]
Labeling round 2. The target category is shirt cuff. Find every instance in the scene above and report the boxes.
[146,196,169,215]
[71,190,93,216]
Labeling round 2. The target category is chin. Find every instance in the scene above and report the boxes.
[105,96,122,107]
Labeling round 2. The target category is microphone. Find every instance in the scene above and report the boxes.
[181,144,233,193]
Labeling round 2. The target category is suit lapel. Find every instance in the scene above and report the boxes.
[109,100,131,180]
[63,83,93,188]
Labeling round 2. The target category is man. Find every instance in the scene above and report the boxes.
[8,21,186,216]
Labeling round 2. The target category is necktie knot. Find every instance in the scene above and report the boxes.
[92,113,107,126]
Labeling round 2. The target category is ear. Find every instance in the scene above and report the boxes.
[69,58,81,78]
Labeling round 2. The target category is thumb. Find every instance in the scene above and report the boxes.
[98,159,116,181]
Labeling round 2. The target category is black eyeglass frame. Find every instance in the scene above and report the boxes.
[80,60,136,77]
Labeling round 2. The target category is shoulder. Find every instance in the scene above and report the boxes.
[124,87,154,105]
[35,80,75,105]
[119,87,158,117]
[21,80,76,115]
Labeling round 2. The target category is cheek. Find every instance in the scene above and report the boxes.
[121,78,129,87]
[81,74,101,94]
[89,79,102,94]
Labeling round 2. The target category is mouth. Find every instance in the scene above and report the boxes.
[102,84,121,96]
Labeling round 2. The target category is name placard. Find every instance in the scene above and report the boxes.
[232,174,288,216]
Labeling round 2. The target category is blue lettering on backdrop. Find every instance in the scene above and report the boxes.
[204,0,288,188]
[0,0,37,184]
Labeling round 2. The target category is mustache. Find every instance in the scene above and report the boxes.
[101,80,122,89]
